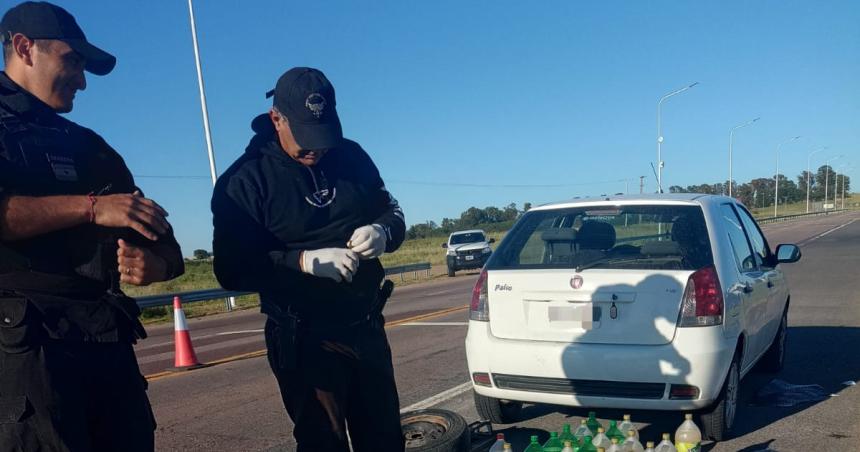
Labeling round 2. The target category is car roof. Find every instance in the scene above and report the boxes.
[450,229,486,235]
[531,193,737,211]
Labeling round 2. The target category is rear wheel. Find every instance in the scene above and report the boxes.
[700,353,740,441]
[447,265,456,277]
[759,309,787,373]
[473,391,522,424]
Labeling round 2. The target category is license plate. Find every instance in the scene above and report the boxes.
[548,305,595,329]
[465,255,474,261]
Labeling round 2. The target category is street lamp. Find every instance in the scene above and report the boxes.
[823,154,844,211]
[728,117,760,197]
[839,164,855,208]
[657,82,698,193]
[774,136,801,218]
[806,146,827,213]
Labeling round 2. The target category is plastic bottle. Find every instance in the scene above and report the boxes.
[592,428,612,450]
[606,438,622,452]
[655,433,677,452]
[543,431,564,452]
[560,424,578,447]
[606,420,625,444]
[618,414,638,440]
[586,412,603,435]
[643,441,656,452]
[673,414,701,452]
[579,436,597,452]
[621,430,644,452]
[524,435,544,452]
[574,419,592,441]
[489,433,507,452]
[562,441,576,452]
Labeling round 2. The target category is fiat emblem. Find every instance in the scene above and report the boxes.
[570,275,584,289]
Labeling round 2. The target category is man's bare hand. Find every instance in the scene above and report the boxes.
[95,191,169,241]
[117,238,168,286]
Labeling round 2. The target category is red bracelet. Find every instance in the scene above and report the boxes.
[87,193,97,223]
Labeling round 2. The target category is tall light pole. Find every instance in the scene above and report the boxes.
[657,82,698,193]
[840,165,854,208]
[728,117,760,197]
[774,136,801,217]
[823,155,844,211]
[806,146,827,213]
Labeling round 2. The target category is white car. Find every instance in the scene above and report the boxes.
[443,229,495,277]
[465,194,801,441]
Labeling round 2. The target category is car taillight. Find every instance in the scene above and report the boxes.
[678,266,723,327]
[470,270,489,321]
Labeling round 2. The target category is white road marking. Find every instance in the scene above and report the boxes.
[798,218,857,246]
[400,322,469,326]
[215,329,264,336]
[400,381,473,414]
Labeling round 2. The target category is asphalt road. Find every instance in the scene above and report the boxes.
[141,211,860,451]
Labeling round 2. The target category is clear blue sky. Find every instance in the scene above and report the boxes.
[5,1,858,255]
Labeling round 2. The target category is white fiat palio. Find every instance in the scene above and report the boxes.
[465,194,802,441]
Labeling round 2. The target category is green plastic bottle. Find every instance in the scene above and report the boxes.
[560,423,579,447]
[543,431,564,452]
[586,412,602,435]
[524,435,545,452]
[579,435,598,452]
[605,420,625,444]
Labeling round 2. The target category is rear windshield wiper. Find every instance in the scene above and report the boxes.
[575,255,677,272]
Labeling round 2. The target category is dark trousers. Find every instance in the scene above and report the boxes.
[265,318,404,452]
[0,340,155,452]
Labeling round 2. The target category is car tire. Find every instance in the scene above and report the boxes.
[700,353,740,441]
[401,408,470,452]
[473,391,523,425]
[758,309,787,373]
[447,266,456,277]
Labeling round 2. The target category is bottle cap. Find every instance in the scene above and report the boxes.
[581,419,588,424]
[564,441,572,446]
[497,433,504,440]
[611,438,618,444]
[551,431,558,437]
[623,414,631,420]
[598,427,605,433]
[662,433,671,440]
[531,435,539,443]
[685,413,693,420]
[646,441,655,447]
[628,430,636,437]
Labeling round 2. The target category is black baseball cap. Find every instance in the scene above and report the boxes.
[0,1,116,76]
[266,67,343,150]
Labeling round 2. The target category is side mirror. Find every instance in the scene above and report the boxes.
[488,238,496,244]
[775,244,801,264]
[442,243,448,248]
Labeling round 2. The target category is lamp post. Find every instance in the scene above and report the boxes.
[656,82,698,193]
[806,147,827,213]
[774,136,801,218]
[823,155,843,211]
[728,117,760,197]
[840,165,854,208]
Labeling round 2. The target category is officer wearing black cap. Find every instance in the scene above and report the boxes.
[212,67,406,451]
[0,2,183,451]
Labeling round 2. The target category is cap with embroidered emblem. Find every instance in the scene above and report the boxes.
[266,67,343,150]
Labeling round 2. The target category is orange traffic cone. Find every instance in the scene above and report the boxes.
[170,296,204,371]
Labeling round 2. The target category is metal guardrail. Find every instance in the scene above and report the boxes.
[135,262,433,309]
[757,209,848,225]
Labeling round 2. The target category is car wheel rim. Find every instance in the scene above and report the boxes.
[725,363,739,429]
[402,415,451,447]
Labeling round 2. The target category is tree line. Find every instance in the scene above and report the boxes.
[669,165,851,209]
[407,202,532,239]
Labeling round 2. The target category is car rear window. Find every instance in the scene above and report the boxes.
[486,205,713,271]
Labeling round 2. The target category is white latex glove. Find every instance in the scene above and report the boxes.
[348,224,387,259]
[301,248,360,283]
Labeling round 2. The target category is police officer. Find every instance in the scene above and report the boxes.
[0,2,184,451]
[212,67,406,452]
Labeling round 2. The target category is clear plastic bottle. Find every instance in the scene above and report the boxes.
[606,420,625,444]
[655,433,677,452]
[524,435,544,452]
[621,429,644,452]
[562,440,577,452]
[586,412,603,435]
[606,438,622,452]
[489,433,507,452]
[575,419,592,441]
[579,436,597,452]
[618,414,638,440]
[544,431,564,452]
[674,414,701,452]
[592,428,612,450]
[643,441,656,452]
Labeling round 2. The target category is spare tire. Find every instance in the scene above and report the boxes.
[401,409,470,452]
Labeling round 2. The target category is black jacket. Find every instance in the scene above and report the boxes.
[211,115,405,324]
[0,72,184,341]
